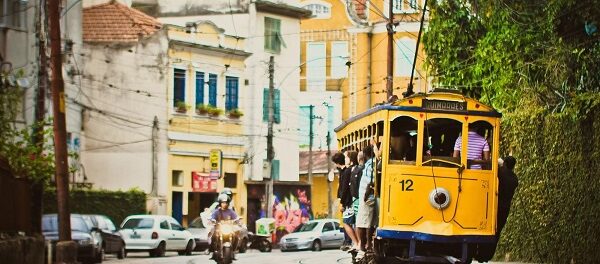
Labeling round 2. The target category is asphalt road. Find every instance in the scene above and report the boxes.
[102,249,520,264]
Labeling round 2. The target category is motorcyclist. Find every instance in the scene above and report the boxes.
[210,193,239,260]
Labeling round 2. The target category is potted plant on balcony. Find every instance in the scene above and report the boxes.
[175,101,190,113]
[227,108,244,119]
[208,106,223,117]
[196,104,210,115]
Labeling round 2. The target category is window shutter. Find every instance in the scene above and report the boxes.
[195,72,204,106]
[174,69,186,107]
[274,89,281,124]
[225,76,239,111]
[208,73,217,107]
[272,160,280,181]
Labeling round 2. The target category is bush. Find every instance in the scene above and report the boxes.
[495,104,600,263]
[43,188,146,226]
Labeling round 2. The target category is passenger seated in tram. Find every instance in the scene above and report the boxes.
[453,123,491,169]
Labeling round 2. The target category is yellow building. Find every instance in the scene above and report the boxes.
[299,0,429,121]
[165,22,252,226]
[299,151,341,219]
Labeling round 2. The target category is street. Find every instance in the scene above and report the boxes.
[102,249,515,264]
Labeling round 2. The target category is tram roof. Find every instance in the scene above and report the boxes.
[334,91,502,133]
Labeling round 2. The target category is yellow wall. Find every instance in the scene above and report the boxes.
[166,25,248,226]
[300,0,429,120]
[300,174,341,219]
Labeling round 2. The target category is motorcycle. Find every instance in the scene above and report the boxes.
[211,220,239,264]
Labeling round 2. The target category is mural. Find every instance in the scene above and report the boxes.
[272,185,313,242]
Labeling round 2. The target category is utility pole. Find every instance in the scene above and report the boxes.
[151,116,158,197]
[405,0,428,98]
[49,0,76,261]
[266,56,275,218]
[386,0,395,99]
[326,130,333,218]
[31,0,48,235]
[307,105,314,185]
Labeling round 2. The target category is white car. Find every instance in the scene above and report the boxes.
[119,215,195,257]
[279,219,345,251]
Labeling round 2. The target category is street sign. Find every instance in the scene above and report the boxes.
[210,149,222,179]
[192,171,217,192]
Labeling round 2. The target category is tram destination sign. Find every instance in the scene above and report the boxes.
[422,99,466,111]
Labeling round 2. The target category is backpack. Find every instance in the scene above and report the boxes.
[350,165,363,199]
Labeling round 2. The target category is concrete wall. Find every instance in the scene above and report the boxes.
[0,235,45,264]
[78,30,169,213]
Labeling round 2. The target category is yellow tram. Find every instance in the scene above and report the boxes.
[335,89,501,263]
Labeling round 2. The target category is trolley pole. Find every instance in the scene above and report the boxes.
[405,0,428,98]
[266,56,275,218]
[386,0,394,99]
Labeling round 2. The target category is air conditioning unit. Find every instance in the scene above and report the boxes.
[262,161,271,179]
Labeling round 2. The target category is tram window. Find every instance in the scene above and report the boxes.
[454,121,493,170]
[422,118,462,168]
[389,116,418,164]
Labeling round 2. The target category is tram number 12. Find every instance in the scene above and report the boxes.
[399,179,414,191]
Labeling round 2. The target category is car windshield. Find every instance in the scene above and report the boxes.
[42,215,90,233]
[188,217,205,228]
[121,218,154,229]
[295,222,318,232]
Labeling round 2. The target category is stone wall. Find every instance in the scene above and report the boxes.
[0,234,45,264]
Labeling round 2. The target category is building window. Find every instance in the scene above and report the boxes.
[298,106,311,147]
[225,76,239,111]
[396,38,417,77]
[0,0,27,29]
[208,73,217,107]
[393,0,418,13]
[330,41,349,79]
[303,3,331,19]
[224,173,237,188]
[172,170,183,187]
[264,17,285,53]
[262,88,280,124]
[173,69,186,107]
[306,42,326,91]
[195,71,205,106]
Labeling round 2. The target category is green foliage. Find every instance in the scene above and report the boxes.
[0,70,54,184]
[423,0,600,112]
[43,188,146,226]
[497,106,600,263]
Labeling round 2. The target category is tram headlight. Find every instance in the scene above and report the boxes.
[429,188,450,210]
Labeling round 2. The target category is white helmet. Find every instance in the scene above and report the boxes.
[217,193,230,204]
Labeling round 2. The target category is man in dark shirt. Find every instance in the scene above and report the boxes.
[333,151,358,251]
[497,156,518,236]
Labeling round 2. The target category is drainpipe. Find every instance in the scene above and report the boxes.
[151,116,158,196]
[366,30,373,109]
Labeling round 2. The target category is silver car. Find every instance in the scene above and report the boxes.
[278,219,345,251]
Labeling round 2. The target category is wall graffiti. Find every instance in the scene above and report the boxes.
[272,185,312,242]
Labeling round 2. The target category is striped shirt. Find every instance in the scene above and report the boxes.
[358,158,374,201]
[454,131,490,169]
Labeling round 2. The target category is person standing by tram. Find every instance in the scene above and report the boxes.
[333,151,359,252]
[356,145,376,260]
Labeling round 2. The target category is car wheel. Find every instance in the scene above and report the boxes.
[238,238,248,253]
[117,243,126,259]
[94,246,105,263]
[151,242,166,257]
[312,240,322,252]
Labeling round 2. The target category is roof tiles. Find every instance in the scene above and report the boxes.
[83,2,161,43]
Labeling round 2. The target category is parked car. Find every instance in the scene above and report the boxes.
[278,219,344,252]
[82,214,126,259]
[188,211,250,253]
[42,214,104,263]
[119,215,195,257]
